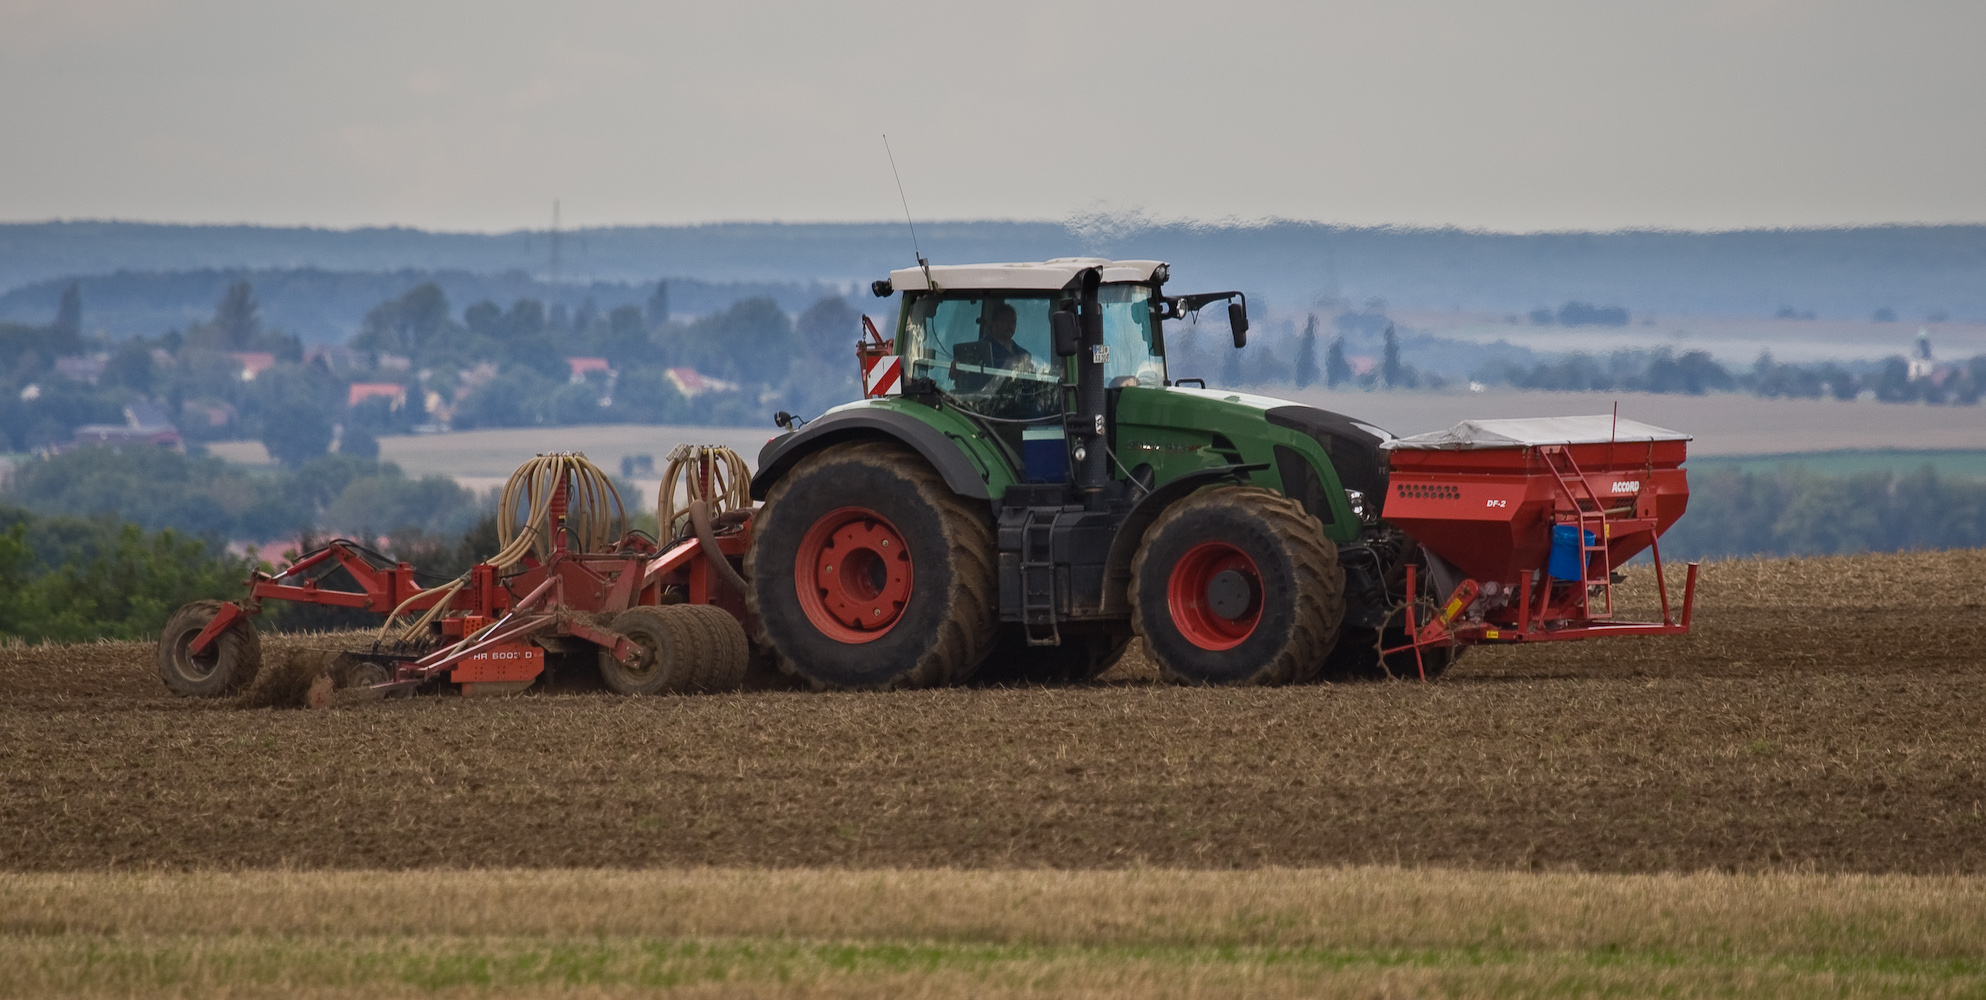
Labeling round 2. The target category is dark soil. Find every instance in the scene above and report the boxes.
[1,552,1982,873]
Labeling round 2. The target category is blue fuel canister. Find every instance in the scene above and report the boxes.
[1022,424,1069,483]
[1549,524,1596,580]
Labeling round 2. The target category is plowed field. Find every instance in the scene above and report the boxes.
[4,549,1982,874]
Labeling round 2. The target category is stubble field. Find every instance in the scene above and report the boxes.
[4,549,1985,996]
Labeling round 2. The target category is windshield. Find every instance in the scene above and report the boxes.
[898,283,1165,417]
[901,292,1062,419]
[1099,284,1164,388]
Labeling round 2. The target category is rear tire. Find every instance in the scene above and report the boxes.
[747,441,996,689]
[1130,486,1343,685]
[157,600,262,697]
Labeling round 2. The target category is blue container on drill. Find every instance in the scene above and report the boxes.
[1549,524,1596,580]
[1022,424,1069,483]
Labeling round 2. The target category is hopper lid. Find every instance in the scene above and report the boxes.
[1382,414,1692,451]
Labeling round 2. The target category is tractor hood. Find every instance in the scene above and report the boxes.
[1118,386,1397,521]
[1158,386,1390,437]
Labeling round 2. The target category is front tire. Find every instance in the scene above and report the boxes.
[1130,486,1344,685]
[747,441,996,689]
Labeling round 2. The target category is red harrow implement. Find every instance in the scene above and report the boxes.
[1375,413,1698,678]
[156,447,758,698]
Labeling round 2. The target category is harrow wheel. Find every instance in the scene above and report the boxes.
[157,600,263,697]
[670,604,751,692]
[748,441,996,690]
[1130,486,1344,685]
[599,605,750,695]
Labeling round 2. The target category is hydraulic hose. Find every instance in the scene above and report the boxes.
[378,452,625,642]
[689,498,751,597]
[657,444,751,539]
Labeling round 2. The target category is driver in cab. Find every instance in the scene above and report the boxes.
[981,303,1032,371]
[952,302,1035,394]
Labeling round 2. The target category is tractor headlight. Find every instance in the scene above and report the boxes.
[1345,488,1376,524]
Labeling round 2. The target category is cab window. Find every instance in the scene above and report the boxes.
[901,292,1061,419]
[1099,284,1165,388]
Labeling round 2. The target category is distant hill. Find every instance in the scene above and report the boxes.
[3,219,1984,324]
[0,268,848,343]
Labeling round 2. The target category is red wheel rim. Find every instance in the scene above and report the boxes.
[1166,541,1263,650]
[794,506,914,644]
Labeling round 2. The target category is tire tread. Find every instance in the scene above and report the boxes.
[157,600,262,697]
[746,441,996,689]
[1129,486,1344,685]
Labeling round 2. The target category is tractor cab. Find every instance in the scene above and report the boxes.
[890,258,1171,421]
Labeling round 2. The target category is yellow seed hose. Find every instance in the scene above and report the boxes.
[657,444,751,539]
[377,452,626,642]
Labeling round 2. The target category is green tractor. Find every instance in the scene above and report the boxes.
[748,257,1427,688]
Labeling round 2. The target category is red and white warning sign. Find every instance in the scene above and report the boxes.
[862,353,902,397]
[857,315,900,397]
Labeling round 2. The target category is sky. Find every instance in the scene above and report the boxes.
[2,0,1983,233]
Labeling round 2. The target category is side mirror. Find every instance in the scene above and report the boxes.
[1228,301,1249,348]
[1051,311,1079,357]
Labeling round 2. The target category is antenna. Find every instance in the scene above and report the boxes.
[883,135,935,290]
[1609,399,1619,465]
[549,199,562,300]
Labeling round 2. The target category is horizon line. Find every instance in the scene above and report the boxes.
[7,216,1986,240]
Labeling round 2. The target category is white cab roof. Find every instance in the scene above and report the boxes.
[889,257,1167,292]
[1384,415,1691,450]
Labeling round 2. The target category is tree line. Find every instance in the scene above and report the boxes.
[0,278,865,461]
[0,508,252,643]
[1469,348,1986,402]
[0,446,484,543]
[1658,465,1986,561]
[10,277,1979,473]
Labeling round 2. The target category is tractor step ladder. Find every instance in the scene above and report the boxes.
[1540,446,1615,619]
[1020,511,1061,645]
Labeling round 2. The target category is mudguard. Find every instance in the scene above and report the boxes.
[753,407,997,502]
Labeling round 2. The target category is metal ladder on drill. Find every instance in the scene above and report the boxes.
[1541,446,1614,619]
